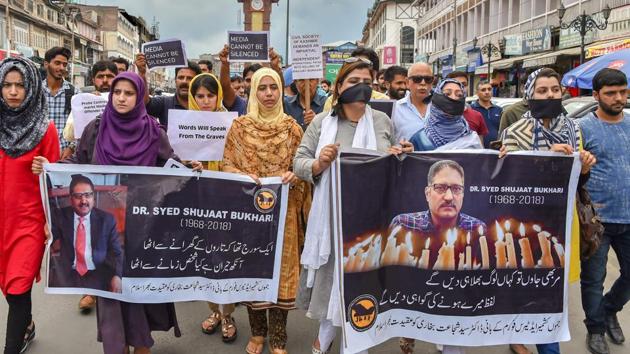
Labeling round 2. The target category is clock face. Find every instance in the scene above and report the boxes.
[251,0,264,11]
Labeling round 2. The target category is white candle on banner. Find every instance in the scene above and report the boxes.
[552,237,565,267]
[518,223,535,268]
[495,221,507,269]
[418,238,430,269]
[436,228,456,270]
[504,220,518,269]
[465,232,472,270]
[478,224,490,270]
[534,224,554,268]
[381,226,401,266]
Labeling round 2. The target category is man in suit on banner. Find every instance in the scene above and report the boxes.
[50,174,123,295]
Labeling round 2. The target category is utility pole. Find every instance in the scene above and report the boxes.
[452,0,457,68]
[285,0,290,65]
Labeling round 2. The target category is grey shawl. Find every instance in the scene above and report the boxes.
[0,57,49,157]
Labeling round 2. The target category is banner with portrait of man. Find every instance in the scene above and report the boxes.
[333,150,581,353]
[41,164,288,304]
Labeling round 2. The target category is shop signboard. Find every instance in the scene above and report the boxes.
[522,26,552,54]
[504,34,523,56]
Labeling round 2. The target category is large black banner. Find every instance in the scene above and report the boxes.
[334,151,580,352]
[43,164,287,304]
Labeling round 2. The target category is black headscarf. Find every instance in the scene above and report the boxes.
[0,57,49,157]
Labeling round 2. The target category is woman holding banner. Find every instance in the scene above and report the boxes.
[500,68,596,354]
[32,72,199,354]
[294,58,412,354]
[1,57,59,354]
[187,73,239,342]
[221,67,311,354]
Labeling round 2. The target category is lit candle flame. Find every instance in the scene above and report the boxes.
[466,232,471,245]
[478,224,484,236]
[519,223,526,237]
[424,238,430,249]
[447,228,457,246]
[504,220,511,231]
[388,225,402,240]
[495,221,504,242]
[533,224,542,233]
[551,236,558,244]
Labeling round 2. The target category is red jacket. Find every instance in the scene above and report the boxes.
[463,107,489,136]
[0,121,60,295]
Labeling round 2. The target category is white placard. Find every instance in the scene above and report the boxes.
[71,93,108,138]
[291,34,323,80]
[167,110,238,161]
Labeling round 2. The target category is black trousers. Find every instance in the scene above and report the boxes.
[3,289,32,354]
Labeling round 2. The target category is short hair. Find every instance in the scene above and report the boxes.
[533,68,561,89]
[45,47,71,62]
[446,71,468,80]
[351,47,380,73]
[243,63,263,78]
[320,79,331,86]
[383,65,407,82]
[477,80,491,88]
[377,68,386,79]
[69,174,95,194]
[427,160,465,186]
[191,74,219,97]
[592,68,628,92]
[91,61,118,79]
[175,61,202,76]
[111,57,130,71]
[198,59,213,71]
[230,75,243,83]
[332,60,373,111]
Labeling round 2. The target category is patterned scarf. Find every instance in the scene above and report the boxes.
[0,57,49,158]
[515,69,579,151]
[424,79,471,147]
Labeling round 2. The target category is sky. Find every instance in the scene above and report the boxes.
[81,0,374,60]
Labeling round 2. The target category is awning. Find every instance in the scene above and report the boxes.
[522,47,581,68]
[474,53,540,75]
[585,38,630,59]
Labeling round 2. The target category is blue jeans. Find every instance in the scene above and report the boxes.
[580,223,630,334]
[536,343,560,354]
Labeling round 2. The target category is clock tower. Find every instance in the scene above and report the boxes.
[238,0,279,31]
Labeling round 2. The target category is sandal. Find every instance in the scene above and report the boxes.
[201,312,221,335]
[20,321,35,354]
[221,315,238,343]
[245,336,265,354]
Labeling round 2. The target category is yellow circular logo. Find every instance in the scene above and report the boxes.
[348,295,378,332]
[254,188,276,213]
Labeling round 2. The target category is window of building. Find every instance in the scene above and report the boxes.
[47,9,55,22]
[48,34,60,49]
[400,26,415,66]
[13,19,29,46]
[26,0,33,12]
[36,4,44,17]
[32,30,46,49]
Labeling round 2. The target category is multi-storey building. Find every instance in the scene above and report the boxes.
[361,0,421,68]
[415,0,630,96]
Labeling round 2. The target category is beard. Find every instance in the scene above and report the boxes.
[600,100,625,116]
[389,88,407,100]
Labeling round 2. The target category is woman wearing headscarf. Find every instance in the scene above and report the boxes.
[1,57,59,354]
[409,78,482,151]
[294,58,412,354]
[500,68,596,354]
[188,73,238,342]
[33,71,195,354]
[221,68,311,354]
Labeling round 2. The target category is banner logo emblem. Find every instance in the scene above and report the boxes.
[254,188,277,213]
[348,295,378,331]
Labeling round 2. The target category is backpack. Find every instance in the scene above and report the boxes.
[64,83,76,116]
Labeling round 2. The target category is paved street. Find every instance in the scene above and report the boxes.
[1,251,628,354]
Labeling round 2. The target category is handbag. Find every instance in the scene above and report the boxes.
[576,185,604,260]
[576,130,604,260]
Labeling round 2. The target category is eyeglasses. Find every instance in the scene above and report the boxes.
[71,192,94,200]
[430,184,464,195]
[344,57,373,67]
[409,75,434,84]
